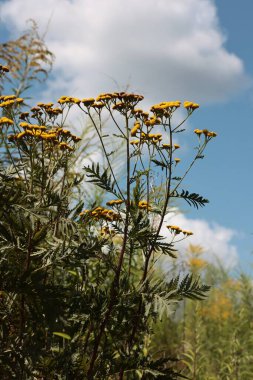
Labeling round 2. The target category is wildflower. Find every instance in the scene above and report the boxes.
[131,122,141,137]
[162,144,171,149]
[0,117,14,125]
[130,139,140,145]
[106,199,124,206]
[96,93,112,102]
[182,230,193,236]
[184,101,199,110]
[166,225,182,234]
[92,102,104,109]
[15,98,24,103]
[207,131,217,138]
[138,200,152,210]
[19,112,29,120]
[82,98,95,106]
[58,142,74,151]
[174,158,181,164]
[3,95,16,101]
[174,144,180,149]
[194,129,203,136]
[0,100,15,107]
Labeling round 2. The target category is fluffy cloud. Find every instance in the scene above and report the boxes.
[161,211,238,269]
[0,0,249,104]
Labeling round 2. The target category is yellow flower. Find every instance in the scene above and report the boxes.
[58,142,74,151]
[106,199,124,206]
[130,139,140,145]
[207,131,217,137]
[194,129,203,136]
[182,230,193,236]
[15,98,24,103]
[174,144,180,149]
[162,144,171,149]
[92,102,104,109]
[3,95,16,101]
[138,200,152,210]
[82,98,95,106]
[0,117,14,125]
[174,158,181,164]
[184,101,199,110]
[130,122,141,137]
[166,225,182,234]
[96,93,112,101]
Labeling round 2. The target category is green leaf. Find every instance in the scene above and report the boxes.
[53,332,71,340]
[171,189,209,208]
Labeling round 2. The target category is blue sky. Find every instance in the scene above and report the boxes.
[0,0,252,272]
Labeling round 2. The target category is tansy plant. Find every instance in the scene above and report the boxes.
[0,30,216,380]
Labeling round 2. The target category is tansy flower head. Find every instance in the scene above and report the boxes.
[130,139,140,146]
[194,129,203,136]
[82,98,95,106]
[174,158,181,164]
[166,225,182,234]
[0,117,14,125]
[106,199,124,206]
[184,101,199,110]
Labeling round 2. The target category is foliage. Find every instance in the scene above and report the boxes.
[0,27,216,379]
[151,245,253,380]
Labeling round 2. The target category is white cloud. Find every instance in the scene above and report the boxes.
[161,210,238,269]
[0,0,250,105]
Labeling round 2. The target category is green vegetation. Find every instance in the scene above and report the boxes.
[1,23,251,380]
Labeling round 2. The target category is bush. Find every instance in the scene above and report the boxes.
[0,25,216,379]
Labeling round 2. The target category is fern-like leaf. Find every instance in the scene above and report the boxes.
[84,162,117,195]
[171,189,209,208]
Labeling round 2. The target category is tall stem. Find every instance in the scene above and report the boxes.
[87,114,131,379]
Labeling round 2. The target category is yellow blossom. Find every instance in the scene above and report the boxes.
[0,117,14,125]
[166,225,182,234]
[82,98,95,106]
[130,122,141,137]
[106,199,124,206]
[130,139,140,145]
[194,129,203,136]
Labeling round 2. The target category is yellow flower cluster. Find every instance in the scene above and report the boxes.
[144,116,161,126]
[194,129,217,138]
[35,102,63,117]
[149,101,181,118]
[162,143,180,150]
[138,200,152,211]
[80,206,119,222]
[58,96,81,105]
[8,123,81,151]
[130,131,163,146]
[106,199,124,206]
[184,101,199,110]
[130,121,141,137]
[0,95,24,108]
[167,225,193,236]
[0,117,14,125]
